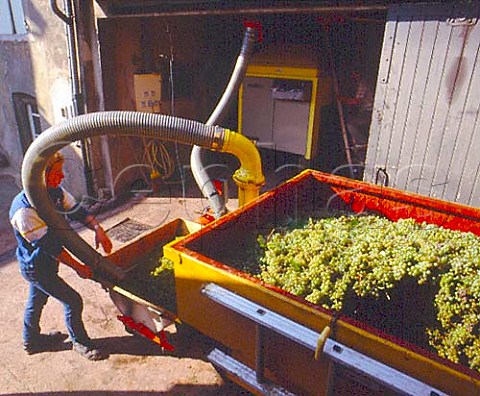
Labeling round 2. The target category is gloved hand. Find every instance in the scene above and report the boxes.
[76,264,93,279]
[94,226,113,254]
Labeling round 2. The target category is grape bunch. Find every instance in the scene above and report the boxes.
[254,213,480,372]
[148,256,176,312]
[428,245,480,369]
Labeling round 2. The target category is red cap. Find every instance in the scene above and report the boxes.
[243,20,263,43]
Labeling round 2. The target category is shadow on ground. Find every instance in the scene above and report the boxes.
[23,328,219,360]
[1,385,253,396]
[95,329,218,359]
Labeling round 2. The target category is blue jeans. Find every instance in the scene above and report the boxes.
[21,267,90,346]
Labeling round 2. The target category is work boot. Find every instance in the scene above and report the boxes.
[72,341,108,361]
[23,331,68,355]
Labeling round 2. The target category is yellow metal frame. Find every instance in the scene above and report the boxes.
[106,172,480,395]
[238,64,332,160]
[106,212,480,395]
[164,169,480,396]
[165,243,480,395]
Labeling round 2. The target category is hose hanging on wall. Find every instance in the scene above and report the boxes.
[190,25,259,218]
[22,111,264,282]
[142,139,175,180]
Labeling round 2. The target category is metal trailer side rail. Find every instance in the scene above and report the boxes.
[202,283,449,396]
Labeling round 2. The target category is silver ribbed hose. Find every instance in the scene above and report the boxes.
[191,27,257,218]
[22,111,226,282]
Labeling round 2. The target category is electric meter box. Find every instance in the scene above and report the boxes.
[238,65,332,160]
[133,73,162,113]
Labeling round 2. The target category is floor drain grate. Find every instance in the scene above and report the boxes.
[107,218,152,242]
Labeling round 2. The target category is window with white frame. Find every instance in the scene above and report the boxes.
[0,0,26,35]
[12,93,42,153]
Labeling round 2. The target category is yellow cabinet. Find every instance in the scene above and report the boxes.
[239,65,331,160]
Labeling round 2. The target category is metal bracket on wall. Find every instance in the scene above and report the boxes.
[375,166,390,187]
[202,283,448,396]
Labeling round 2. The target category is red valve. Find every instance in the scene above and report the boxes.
[212,179,224,196]
[243,20,263,43]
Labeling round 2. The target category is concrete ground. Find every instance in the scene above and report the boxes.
[0,175,252,396]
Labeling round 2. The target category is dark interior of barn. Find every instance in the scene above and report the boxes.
[97,10,385,197]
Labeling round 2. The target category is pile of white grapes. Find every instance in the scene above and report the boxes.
[255,214,480,372]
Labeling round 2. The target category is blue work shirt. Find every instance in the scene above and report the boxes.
[9,188,89,275]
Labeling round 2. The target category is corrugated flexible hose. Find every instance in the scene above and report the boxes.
[190,27,257,218]
[22,111,226,282]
